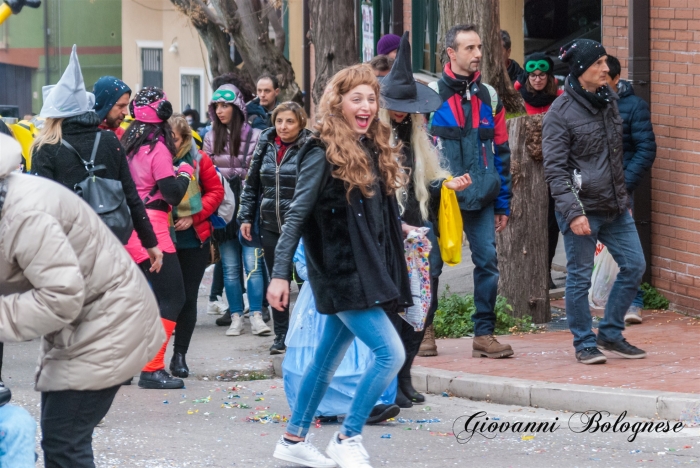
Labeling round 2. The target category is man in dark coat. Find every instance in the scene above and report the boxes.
[93,76,131,139]
[501,30,525,84]
[542,40,647,365]
[606,55,657,325]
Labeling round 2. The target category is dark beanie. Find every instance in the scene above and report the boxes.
[93,76,132,121]
[377,34,401,56]
[524,52,555,76]
[559,40,607,78]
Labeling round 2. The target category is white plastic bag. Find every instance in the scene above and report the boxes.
[588,242,619,308]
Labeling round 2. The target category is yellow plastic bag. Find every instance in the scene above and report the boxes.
[438,177,464,266]
[438,178,463,266]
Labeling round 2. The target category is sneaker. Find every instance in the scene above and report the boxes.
[366,404,400,424]
[250,312,272,335]
[326,432,372,468]
[575,346,607,364]
[215,311,232,327]
[273,435,337,468]
[270,334,286,354]
[226,314,244,336]
[597,337,647,359]
[207,296,227,315]
[624,306,643,324]
[138,369,185,389]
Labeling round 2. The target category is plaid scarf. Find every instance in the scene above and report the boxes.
[172,140,203,218]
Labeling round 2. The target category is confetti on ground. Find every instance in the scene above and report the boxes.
[255,398,264,401]
[522,435,535,441]
[245,411,288,424]
[163,400,168,404]
[221,402,251,409]
[192,396,211,404]
[186,409,199,415]
[422,407,432,412]
[381,434,391,439]
[442,392,449,397]
[429,432,453,437]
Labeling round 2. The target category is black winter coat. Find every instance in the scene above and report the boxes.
[238,127,312,233]
[542,77,628,225]
[616,80,657,193]
[31,112,158,249]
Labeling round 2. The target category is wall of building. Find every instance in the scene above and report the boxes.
[602,0,700,314]
[0,0,122,114]
[122,0,210,118]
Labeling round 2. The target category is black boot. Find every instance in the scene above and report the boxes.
[261,306,271,323]
[169,352,189,378]
[216,310,232,326]
[399,378,425,404]
[138,369,184,389]
[366,404,401,424]
[270,333,286,355]
[394,386,413,408]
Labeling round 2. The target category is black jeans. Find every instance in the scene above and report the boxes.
[139,252,185,322]
[260,228,290,336]
[41,385,120,468]
[174,242,211,354]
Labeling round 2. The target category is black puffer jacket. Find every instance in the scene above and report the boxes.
[31,112,158,248]
[238,127,313,233]
[542,77,628,224]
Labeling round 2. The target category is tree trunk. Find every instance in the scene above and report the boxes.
[437,0,524,114]
[308,0,358,105]
[171,0,238,81]
[496,114,550,323]
[172,0,301,103]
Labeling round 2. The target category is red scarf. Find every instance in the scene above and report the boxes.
[275,136,291,165]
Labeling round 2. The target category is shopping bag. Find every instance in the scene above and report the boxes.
[588,242,620,308]
[401,227,432,331]
[438,178,463,266]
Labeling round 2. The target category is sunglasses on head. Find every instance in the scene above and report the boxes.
[525,60,551,73]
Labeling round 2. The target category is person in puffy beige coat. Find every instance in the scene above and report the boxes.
[0,133,164,467]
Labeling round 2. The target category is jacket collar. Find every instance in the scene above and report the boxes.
[564,76,619,115]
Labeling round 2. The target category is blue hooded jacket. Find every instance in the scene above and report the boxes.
[93,76,131,122]
[616,79,656,193]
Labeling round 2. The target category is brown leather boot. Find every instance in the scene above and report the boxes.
[417,324,438,357]
[472,335,514,358]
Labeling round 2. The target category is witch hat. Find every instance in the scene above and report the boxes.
[380,31,442,114]
[40,45,96,118]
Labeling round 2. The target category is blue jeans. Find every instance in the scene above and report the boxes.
[0,405,36,468]
[556,210,646,352]
[462,205,499,336]
[286,307,405,438]
[219,237,264,315]
[628,192,645,309]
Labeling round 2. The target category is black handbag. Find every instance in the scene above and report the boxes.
[62,133,134,244]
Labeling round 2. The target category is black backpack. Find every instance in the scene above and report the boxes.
[61,133,134,244]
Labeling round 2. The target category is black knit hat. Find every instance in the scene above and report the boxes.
[524,52,555,76]
[559,39,607,77]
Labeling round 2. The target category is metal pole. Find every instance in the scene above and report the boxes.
[628,0,652,284]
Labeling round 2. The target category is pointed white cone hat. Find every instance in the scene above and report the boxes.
[40,45,96,118]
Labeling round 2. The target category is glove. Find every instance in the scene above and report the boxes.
[177,162,194,178]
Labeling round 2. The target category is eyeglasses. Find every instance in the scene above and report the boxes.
[525,59,551,73]
[529,73,548,81]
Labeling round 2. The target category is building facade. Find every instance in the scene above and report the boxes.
[0,0,122,116]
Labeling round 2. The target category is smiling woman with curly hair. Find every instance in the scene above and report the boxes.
[267,64,415,468]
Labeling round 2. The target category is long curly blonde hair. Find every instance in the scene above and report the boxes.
[315,64,407,199]
[379,110,452,221]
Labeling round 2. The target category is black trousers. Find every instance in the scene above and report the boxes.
[139,252,185,322]
[260,228,290,337]
[174,242,211,354]
[41,385,120,468]
[548,192,561,272]
[389,276,440,383]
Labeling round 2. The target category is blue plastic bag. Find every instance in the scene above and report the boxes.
[283,241,397,417]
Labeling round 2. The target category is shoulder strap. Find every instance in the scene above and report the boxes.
[481,83,500,117]
[61,138,89,166]
[89,132,102,165]
[61,132,103,169]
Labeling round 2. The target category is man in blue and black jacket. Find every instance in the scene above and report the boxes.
[429,24,514,359]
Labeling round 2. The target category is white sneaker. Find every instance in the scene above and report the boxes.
[273,435,337,468]
[326,432,372,468]
[250,312,272,335]
[624,305,643,324]
[207,296,227,315]
[225,314,243,336]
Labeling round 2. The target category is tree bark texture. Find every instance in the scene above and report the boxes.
[437,0,524,114]
[172,0,301,102]
[496,114,550,323]
[308,0,358,105]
